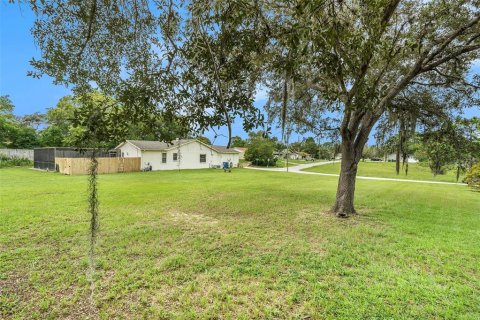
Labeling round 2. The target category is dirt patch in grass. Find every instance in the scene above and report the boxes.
[0,271,100,320]
[169,209,219,227]
[59,291,99,320]
[295,207,331,223]
[1,272,32,316]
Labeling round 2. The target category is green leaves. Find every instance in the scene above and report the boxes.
[244,131,277,166]
[0,95,41,149]
[23,0,270,146]
[465,162,480,190]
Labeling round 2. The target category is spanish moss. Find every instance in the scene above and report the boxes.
[87,151,99,308]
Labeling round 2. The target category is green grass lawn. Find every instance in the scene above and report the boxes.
[275,159,328,168]
[1,168,479,319]
[303,161,464,183]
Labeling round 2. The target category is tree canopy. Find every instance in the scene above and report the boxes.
[27,0,267,147]
[244,131,277,166]
[0,95,40,149]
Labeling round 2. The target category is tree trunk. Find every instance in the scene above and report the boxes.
[333,143,360,217]
[395,148,400,175]
[332,110,379,217]
[396,120,404,175]
[226,116,232,148]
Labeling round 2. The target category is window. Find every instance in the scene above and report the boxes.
[162,153,167,163]
[173,153,178,161]
[200,154,206,163]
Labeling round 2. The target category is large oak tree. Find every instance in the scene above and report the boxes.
[257,0,480,216]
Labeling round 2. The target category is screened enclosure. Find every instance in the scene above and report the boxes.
[33,148,116,171]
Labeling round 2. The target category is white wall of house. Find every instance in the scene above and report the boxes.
[216,153,239,167]
[275,152,301,160]
[118,140,239,171]
[289,153,301,160]
[233,148,246,159]
[143,142,213,170]
[386,153,418,163]
[119,142,141,158]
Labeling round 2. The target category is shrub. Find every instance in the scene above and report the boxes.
[464,162,480,191]
[244,137,277,166]
[0,155,33,168]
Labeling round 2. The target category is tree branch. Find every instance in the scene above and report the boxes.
[194,18,233,148]
[422,44,480,71]
[346,0,401,104]
[78,0,97,59]
[423,15,480,64]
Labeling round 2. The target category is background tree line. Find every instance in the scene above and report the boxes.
[3,90,478,185]
[235,120,479,185]
[0,93,198,149]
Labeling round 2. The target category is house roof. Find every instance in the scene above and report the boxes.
[233,147,247,152]
[117,139,240,154]
[211,145,240,154]
[123,139,193,151]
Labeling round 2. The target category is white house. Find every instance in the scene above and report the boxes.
[386,153,418,163]
[233,147,247,160]
[115,139,240,171]
[288,152,302,160]
[273,149,307,160]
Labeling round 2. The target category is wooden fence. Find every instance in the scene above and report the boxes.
[55,157,141,175]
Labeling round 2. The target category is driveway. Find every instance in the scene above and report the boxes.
[246,161,466,186]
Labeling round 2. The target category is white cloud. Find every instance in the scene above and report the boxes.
[254,85,269,102]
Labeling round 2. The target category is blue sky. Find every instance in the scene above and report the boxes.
[0,4,71,115]
[0,3,259,145]
[1,3,479,146]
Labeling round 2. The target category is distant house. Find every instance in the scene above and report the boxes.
[274,149,302,160]
[297,151,312,160]
[290,152,300,160]
[115,139,240,171]
[386,153,418,163]
[233,147,247,160]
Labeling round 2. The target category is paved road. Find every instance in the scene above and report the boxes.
[246,161,466,186]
